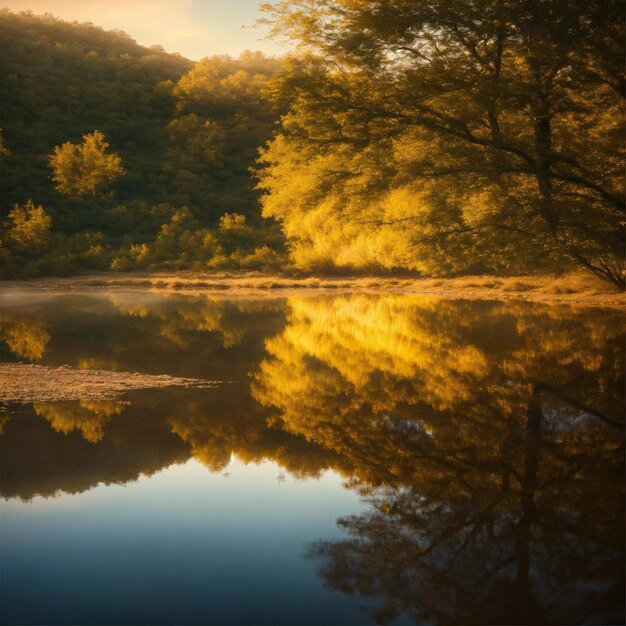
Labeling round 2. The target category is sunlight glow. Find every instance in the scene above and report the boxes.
[1,0,286,58]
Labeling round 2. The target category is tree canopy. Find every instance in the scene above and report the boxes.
[257,0,625,285]
[0,4,623,284]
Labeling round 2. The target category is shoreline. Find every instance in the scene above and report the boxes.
[1,272,624,307]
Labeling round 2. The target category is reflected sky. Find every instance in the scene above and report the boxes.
[0,291,623,625]
[2,458,375,625]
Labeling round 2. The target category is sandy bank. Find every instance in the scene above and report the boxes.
[0,363,220,403]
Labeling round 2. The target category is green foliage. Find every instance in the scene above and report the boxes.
[165,51,284,223]
[49,131,124,196]
[0,130,10,157]
[1,6,623,284]
[0,11,286,277]
[0,200,113,277]
[0,9,191,229]
[109,209,287,272]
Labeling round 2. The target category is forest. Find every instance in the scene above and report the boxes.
[0,2,624,287]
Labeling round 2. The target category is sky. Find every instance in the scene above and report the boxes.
[1,0,289,59]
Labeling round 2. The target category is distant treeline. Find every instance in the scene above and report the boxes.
[0,4,624,286]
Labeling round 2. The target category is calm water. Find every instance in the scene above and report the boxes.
[0,291,624,625]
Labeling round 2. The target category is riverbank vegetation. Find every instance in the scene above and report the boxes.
[0,4,624,287]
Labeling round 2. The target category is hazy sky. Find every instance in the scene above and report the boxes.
[2,0,289,59]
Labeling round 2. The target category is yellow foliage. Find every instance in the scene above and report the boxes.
[251,294,623,486]
[219,213,247,231]
[0,318,50,360]
[49,130,124,196]
[34,399,125,443]
[6,200,51,249]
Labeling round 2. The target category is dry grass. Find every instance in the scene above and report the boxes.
[2,271,624,307]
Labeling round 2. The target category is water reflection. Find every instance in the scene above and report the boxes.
[252,296,624,623]
[0,292,623,624]
[34,400,127,443]
[306,386,623,624]
[0,315,50,360]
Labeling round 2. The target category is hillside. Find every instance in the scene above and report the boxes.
[0,10,286,277]
[0,10,192,228]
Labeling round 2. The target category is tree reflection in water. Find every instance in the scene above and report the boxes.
[306,386,623,624]
[252,296,624,625]
[0,293,623,624]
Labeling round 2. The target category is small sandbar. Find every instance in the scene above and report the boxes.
[0,362,219,403]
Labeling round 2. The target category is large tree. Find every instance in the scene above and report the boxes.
[259,0,625,286]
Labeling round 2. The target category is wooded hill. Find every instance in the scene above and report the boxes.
[0,3,624,286]
[0,10,286,276]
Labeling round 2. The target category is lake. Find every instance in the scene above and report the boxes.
[0,290,624,625]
